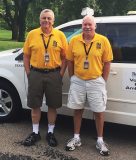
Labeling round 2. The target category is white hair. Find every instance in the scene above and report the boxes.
[39,9,55,20]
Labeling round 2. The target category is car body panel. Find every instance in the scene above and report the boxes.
[1,15,136,125]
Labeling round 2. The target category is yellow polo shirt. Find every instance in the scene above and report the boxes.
[67,33,113,80]
[23,27,68,69]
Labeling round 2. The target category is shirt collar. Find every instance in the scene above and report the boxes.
[79,33,98,43]
[39,27,54,36]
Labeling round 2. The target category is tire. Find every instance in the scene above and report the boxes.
[0,80,22,122]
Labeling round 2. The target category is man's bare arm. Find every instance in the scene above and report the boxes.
[67,60,74,78]
[60,49,67,77]
[23,54,31,76]
[102,61,111,82]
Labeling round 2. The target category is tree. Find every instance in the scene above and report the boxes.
[98,0,132,16]
[86,0,101,16]
[26,0,64,30]
[59,0,101,23]
[122,0,136,14]
[0,0,32,41]
[1,0,135,42]
[61,0,88,22]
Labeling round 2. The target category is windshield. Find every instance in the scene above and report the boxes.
[67,29,82,42]
[60,25,81,38]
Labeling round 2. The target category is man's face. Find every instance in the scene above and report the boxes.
[82,17,96,34]
[40,11,54,29]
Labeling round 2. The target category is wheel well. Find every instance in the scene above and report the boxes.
[0,77,22,109]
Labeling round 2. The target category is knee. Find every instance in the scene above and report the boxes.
[94,112,104,120]
[32,108,41,116]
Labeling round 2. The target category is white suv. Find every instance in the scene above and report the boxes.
[0,15,136,126]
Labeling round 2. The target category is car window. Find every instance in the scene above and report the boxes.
[67,29,82,42]
[60,25,81,38]
[99,23,136,63]
[66,23,100,42]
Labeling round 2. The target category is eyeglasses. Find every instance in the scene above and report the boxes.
[42,17,52,20]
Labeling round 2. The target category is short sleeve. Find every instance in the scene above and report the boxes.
[102,37,113,62]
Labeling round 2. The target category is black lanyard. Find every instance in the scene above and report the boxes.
[83,42,93,60]
[41,34,52,53]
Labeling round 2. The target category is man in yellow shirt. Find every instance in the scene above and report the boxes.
[23,9,68,147]
[66,15,113,156]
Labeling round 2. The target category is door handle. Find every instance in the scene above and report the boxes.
[110,71,117,75]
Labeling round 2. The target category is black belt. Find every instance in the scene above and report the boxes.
[31,66,60,73]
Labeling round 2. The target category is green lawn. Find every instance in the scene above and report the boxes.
[0,29,24,51]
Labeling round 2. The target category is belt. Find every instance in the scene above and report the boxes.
[31,66,61,73]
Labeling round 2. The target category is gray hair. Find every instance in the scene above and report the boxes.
[39,9,55,20]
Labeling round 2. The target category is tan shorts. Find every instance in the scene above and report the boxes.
[27,69,62,109]
[67,75,107,112]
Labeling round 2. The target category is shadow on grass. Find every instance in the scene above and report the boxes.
[0,38,12,41]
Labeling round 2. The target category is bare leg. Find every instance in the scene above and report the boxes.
[74,109,84,134]
[94,112,104,137]
[65,109,83,151]
[94,112,110,156]
[46,107,58,147]
[47,107,57,125]
[22,108,41,146]
[31,107,41,124]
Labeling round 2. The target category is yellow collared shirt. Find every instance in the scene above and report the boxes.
[66,33,113,80]
[23,27,68,69]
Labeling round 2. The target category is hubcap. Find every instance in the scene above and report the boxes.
[0,89,13,117]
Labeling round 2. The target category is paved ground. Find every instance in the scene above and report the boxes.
[0,112,136,160]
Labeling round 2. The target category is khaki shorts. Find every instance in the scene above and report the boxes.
[67,75,107,112]
[27,69,62,109]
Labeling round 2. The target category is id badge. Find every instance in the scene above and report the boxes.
[44,53,50,63]
[84,60,89,69]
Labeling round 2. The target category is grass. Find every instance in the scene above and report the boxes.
[0,29,24,51]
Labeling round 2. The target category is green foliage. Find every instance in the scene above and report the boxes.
[1,0,136,41]
[0,0,32,41]
[126,0,136,13]
[98,0,132,16]
[0,19,9,29]
[25,1,42,31]
[61,0,87,22]
[25,0,64,30]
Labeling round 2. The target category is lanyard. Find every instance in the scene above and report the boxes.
[83,42,93,60]
[41,34,52,53]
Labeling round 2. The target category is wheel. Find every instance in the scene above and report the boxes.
[0,80,22,122]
